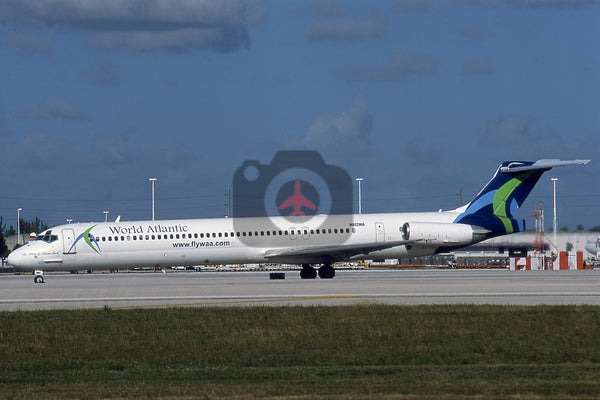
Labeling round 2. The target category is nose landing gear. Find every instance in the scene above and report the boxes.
[34,270,45,284]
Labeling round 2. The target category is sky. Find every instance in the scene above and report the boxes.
[0,0,599,233]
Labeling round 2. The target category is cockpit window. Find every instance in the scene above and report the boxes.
[36,230,58,243]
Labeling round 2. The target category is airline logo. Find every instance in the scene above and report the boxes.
[69,225,101,254]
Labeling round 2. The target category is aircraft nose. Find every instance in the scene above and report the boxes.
[7,250,26,269]
[7,251,20,267]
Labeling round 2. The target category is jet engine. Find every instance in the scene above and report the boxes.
[401,222,486,246]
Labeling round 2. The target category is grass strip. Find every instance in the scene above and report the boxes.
[1,304,600,399]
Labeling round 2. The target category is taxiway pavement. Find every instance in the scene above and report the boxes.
[1,269,600,310]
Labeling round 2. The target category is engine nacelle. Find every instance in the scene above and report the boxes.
[401,222,482,246]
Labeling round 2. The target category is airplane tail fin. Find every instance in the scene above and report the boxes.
[453,159,589,236]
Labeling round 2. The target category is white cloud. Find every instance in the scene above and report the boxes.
[303,95,374,155]
[92,26,250,52]
[0,0,263,52]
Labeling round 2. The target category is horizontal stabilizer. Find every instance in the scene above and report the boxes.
[499,159,590,173]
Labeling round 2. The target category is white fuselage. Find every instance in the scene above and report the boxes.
[8,211,466,272]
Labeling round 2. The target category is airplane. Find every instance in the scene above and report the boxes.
[7,159,589,283]
[585,236,600,259]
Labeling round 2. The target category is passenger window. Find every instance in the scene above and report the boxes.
[261,231,264,236]
[248,232,252,236]
[212,233,216,238]
[108,237,112,241]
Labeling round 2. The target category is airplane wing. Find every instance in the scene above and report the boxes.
[263,240,418,264]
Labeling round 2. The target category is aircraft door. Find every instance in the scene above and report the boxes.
[301,227,310,240]
[375,222,385,243]
[289,227,297,240]
[62,228,76,254]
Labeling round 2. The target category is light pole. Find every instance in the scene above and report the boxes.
[355,178,364,214]
[17,208,22,245]
[149,177,157,221]
[551,177,558,252]
[103,211,109,222]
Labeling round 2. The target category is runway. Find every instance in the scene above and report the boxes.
[1,269,600,310]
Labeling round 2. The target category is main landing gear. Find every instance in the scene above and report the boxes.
[300,264,335,279]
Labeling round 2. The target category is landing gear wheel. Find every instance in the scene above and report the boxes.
[318,265,335,279]
[34,275,45,284]
[300,265,317,279]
